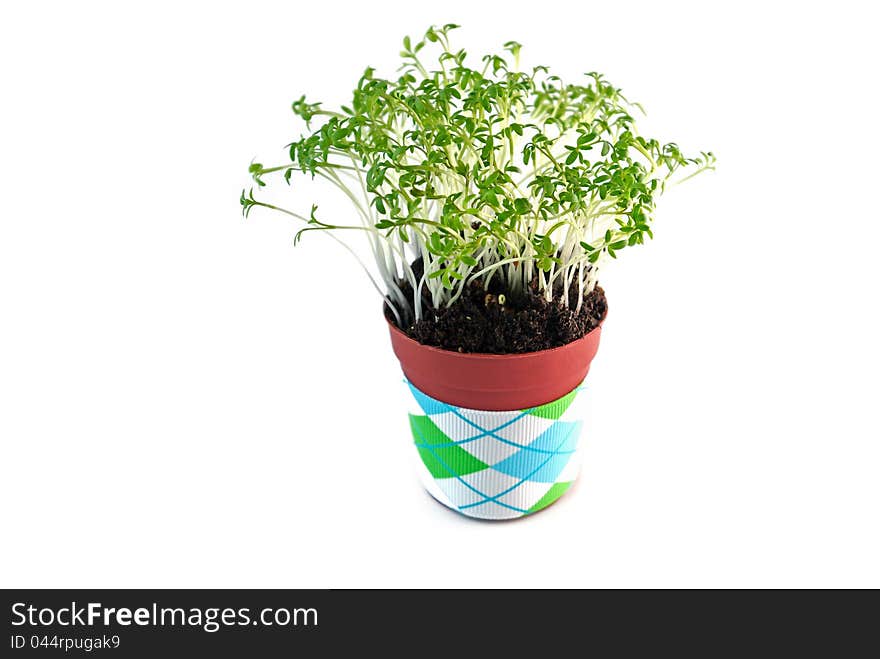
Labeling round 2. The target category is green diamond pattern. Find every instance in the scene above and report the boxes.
[527,481,573,513]
[409,414,490,479]
[527,387,578,419]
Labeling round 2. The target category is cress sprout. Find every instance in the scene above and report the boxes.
[243,24,714,327]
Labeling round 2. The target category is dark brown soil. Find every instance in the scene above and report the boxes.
[387,259,607,354]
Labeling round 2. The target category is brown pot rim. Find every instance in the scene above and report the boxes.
[386,306,607,410]
[385,313,605,360]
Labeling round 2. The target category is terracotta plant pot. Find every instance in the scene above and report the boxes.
[388,317,604,520]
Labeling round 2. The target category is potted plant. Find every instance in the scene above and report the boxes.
[242,25,714,520]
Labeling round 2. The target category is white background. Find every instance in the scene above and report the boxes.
[2,1,878,588]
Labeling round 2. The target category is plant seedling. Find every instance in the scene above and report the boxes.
[243,25,714,329]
